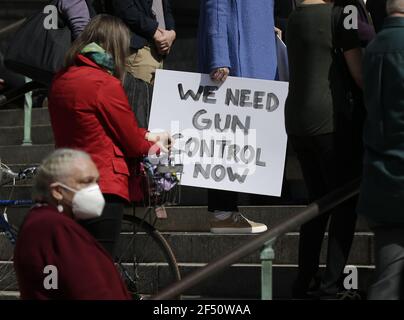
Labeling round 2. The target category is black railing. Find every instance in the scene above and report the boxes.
[0,19,25,40]
[150,178,361,300]
[0,81,44,107]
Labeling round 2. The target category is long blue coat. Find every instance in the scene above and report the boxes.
[198,0,278,80]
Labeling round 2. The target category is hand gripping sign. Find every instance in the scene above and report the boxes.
[148,70,288,197]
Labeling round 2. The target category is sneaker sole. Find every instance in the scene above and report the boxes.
[210,226,268,234]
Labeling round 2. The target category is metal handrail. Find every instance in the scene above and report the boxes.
[0,19,26,39]
[151,178,361,300]
[0,81,45,146]
[0,81,44,107]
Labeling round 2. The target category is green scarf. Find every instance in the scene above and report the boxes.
[81,42,115,74]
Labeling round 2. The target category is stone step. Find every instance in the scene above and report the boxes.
[0,185,289,208]
[152,232,374,266]
[0,1,47,22]
[0,262,374,299]
[3,205,371,233]
[0,125,53,146]
[0,139,302,179]
[0,179,307,210]
[0,291,19,300]
[116,263,373,299]
[130,206,371,232]
[0,108,50,127]
[0,145,306,201]
[0,230,374,265]
[0,144,53,164]
[0,185,33,202]
[167,185,306,206]
[178,264,374,299]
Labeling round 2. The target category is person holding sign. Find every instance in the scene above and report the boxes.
[198,0,278,234]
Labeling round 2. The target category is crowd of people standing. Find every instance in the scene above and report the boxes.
[1,0,403,301]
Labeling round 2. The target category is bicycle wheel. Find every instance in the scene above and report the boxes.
[116,214,181,299]
[0,219,18,298]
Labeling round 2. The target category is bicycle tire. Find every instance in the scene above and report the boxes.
[0,221,18,296]
[117,214,181,299]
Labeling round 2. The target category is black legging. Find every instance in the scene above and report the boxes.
[80,194,125,259]
[290,132,361,296]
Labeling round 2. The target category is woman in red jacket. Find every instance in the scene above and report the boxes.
[48,15,170,258]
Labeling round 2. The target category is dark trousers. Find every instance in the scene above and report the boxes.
[208,189,238,212]
[80,194,125,259]
[368,226,404,300]
[290,133,361,295]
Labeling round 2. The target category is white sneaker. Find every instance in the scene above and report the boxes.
[210,212,268,234]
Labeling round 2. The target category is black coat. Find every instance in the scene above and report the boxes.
[274,0,295,40]
[112,0,175,50]
[366,0,387,32]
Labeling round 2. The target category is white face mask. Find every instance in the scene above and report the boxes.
[55,183,105,220]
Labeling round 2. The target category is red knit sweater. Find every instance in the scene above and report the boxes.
[14,205,131,300]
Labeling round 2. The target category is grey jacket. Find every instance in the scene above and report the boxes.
[58,0,91,39]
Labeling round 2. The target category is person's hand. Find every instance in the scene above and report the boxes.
[146,131,173,153]
[154,28,176,55]
[0,79,5,91]
[210,67,230,82]
[153,29,167,54]
[153,28,164,41]
[275,27,282,39]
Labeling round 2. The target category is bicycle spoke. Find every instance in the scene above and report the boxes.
[117,215,180,298]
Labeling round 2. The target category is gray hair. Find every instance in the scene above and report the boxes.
[32,148,91,202]
[387,0,404,15]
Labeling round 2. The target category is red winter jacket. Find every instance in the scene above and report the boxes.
[48,54,154,201]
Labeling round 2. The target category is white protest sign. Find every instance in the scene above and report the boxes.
[148,70,288,197]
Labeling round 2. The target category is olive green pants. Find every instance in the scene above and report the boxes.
[126,46,164,85]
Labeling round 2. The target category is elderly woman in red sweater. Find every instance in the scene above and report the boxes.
[14,149,131,300]
[47,15,170,258]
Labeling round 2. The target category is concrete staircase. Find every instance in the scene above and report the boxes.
[0,107,51,299]
[0,0,375,300]
[0,107,375,300]
[0,0,48,30]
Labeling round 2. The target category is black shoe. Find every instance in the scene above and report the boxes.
[292,287,320,300]
[292,277,321,300]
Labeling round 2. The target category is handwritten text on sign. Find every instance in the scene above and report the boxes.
[148,70,288,196]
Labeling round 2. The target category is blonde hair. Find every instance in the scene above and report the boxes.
[64,14,130,80]
[32,149,91,202]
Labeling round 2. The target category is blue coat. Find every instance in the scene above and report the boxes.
[198,0,277,80]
